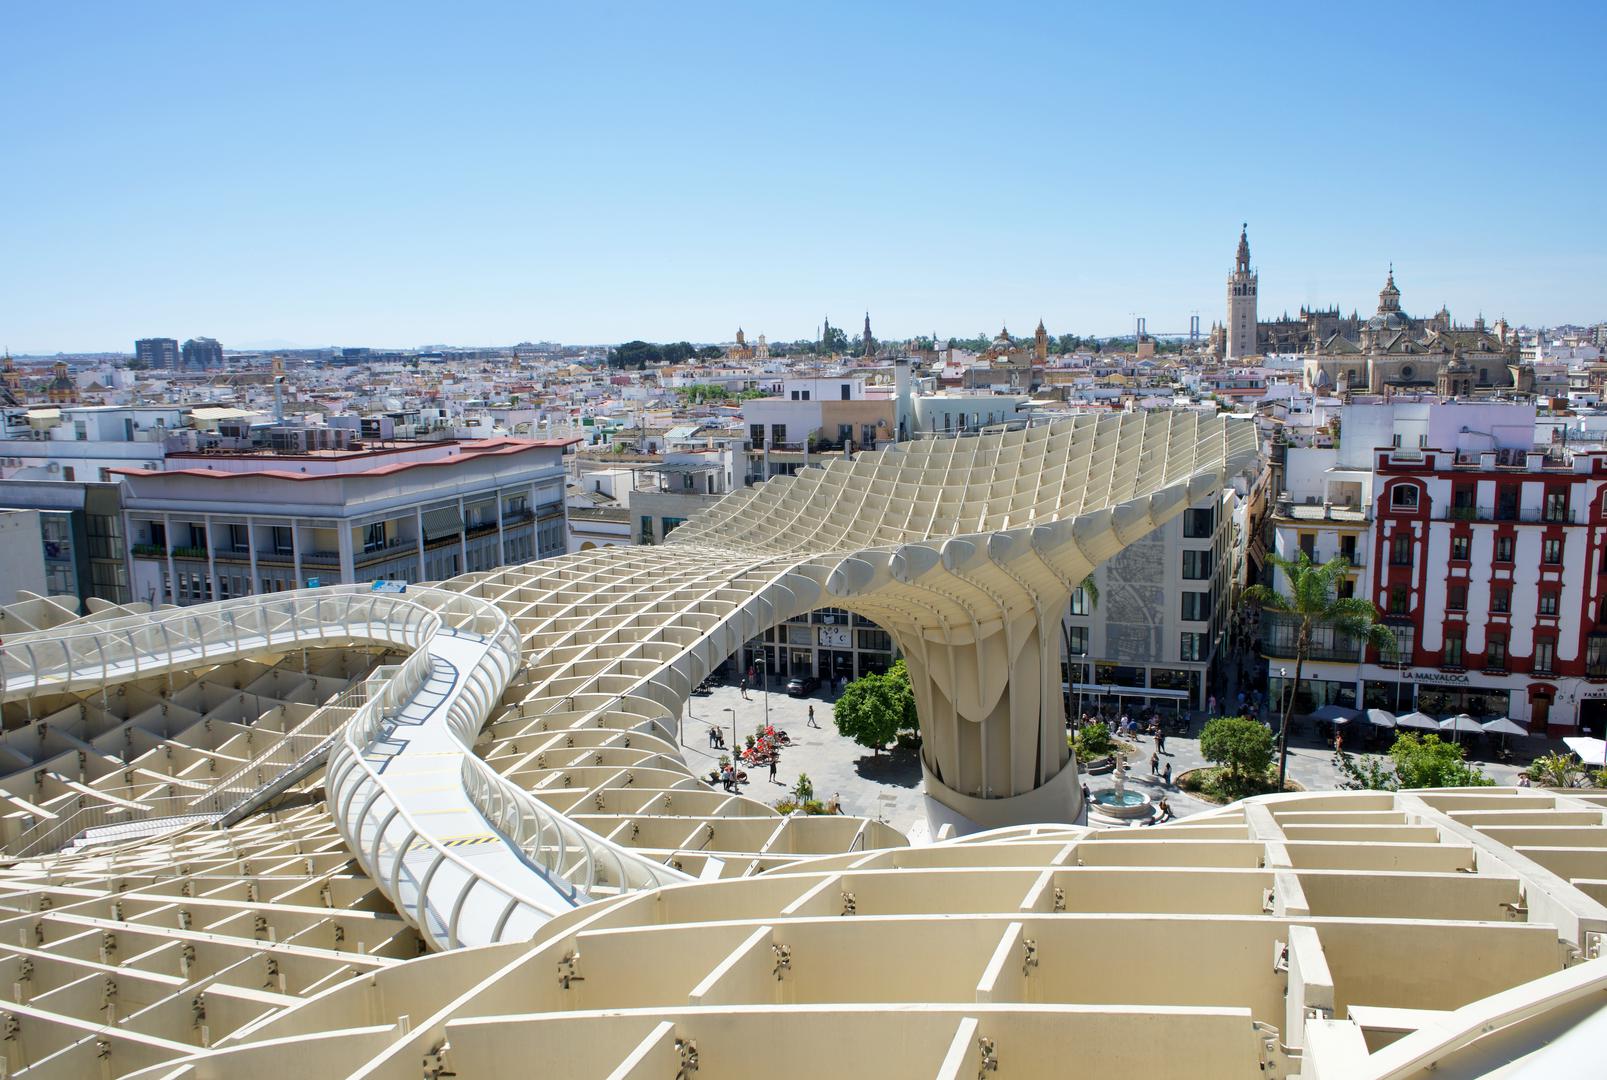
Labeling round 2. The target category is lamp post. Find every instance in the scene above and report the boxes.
[722,707,736,751]
[1278,666,1289,729]
[757,653,771,735]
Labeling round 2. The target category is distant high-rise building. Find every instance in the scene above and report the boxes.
[135,337,178,369]
[1225,224,1258,360]
[182,337,224,370]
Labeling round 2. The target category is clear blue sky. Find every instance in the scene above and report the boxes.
[4,1,1603,353]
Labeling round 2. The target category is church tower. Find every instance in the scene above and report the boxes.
[1034,320,1049,362]
[862,312,874,358]
[1225,224,1258,360]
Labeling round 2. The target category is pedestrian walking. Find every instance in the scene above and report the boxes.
[807,705,819,728]
[1163,762,1172,786]
[1157,731,1166,754]
[1150,751,1159,775]
[1207,694,1217,716]
[769,756,778,783]
[739,677,750,700]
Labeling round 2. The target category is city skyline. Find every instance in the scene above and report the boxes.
[5,2,1605,352]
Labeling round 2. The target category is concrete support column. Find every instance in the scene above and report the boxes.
[162,513,176,607]
[247,514,259,597]
[292,518,305,588]
[415,507,426,582]
[203,513,219,601]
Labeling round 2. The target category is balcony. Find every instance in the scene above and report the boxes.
[502,508,534,526]
[1258,611,1364,663]
[1442,505,1577,525]
[131,543,166,558]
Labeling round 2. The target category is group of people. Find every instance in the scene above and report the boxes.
[1205,688,1265,720]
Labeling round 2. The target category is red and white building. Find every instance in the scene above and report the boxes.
[1269,401,1607,737]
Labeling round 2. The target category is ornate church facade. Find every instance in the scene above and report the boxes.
[1212,227,1524,395]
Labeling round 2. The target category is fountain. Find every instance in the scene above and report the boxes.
[1089,756,1154,821]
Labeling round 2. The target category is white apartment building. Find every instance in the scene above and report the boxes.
[0,405,192,482]
[117,437,572,606]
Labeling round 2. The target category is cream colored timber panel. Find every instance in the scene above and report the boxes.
[450,413,1260,835]
[78,790,1607,1080]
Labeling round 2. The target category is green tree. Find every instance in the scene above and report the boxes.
[1244,552,1396,792]
[660,341,697,364]
[1341,733,1495,789]
[1199,716,1275,787]
[696,345,724,360]
[821,324,849,355]
[608,340,661,369]
[833,660,917,755]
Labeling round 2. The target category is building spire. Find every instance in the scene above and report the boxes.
[1235,223,1251,273]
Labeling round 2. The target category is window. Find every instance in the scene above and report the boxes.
[1534,639,1556,675]
[1495,535,1514,562]
[1065,626,1088,655]
[1496,487,1519,521]
[1183,508,1214,538]
[770,423,786,446]
[638,516,654,544]
[1544,491,1568,523]
[749,423,764,446]
[1180,590,1211,622]
[840,384,851,400]
[1389,586,1409,614]
[271,526,293,555]
[1487,633,1508,670]
[1388,623,1416,661]
[228,523,248,551]
[1299,534,1316,558]
[1443,631,1464,668]
[1491,586,1511,614]
[838,424,853,445]
[1447,584,1467,611]
[1180,632,1206,662]
[1588,635,1607,677]
[1182,549,1212,579]
[188,524,207,549]
[1391,534,1413,565]
[1450,536,1470,561]
[1539,591,1559,616]
[1390,485,1419,509]
[364,522,386,552]
[1069,588,1090,616]
[1543,538,1563,564]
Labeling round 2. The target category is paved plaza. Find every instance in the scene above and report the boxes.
[677,680,1539,837]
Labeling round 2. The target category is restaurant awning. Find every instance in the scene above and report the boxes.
[421,504,464,540]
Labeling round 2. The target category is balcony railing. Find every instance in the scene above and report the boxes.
[1259,611,1365,663]
[1443,505,1577,524]
[131,543,165,557]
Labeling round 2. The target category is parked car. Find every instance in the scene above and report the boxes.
[785,674,821,697]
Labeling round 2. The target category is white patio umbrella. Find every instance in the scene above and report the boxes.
[1562,737,1606,767]
[1480,717,1527,738]
[1365,709,1398,729]
[1395,710,1440,732]
[1439,713,1483,744]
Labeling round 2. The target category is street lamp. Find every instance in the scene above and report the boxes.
[1278,666,1289,728]
[722,707,736,750]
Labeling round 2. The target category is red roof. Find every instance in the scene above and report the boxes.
[111,437,578,481]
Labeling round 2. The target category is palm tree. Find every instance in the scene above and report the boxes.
[1243,551,1396,792]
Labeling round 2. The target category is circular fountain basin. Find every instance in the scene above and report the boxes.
[1090,789,1154,820]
